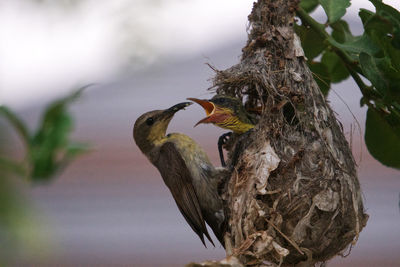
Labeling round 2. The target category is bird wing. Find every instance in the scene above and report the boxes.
[156,141,214,247]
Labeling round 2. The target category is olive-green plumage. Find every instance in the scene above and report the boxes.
[133,102,225,247]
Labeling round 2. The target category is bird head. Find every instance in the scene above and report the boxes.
[133,102,192,154]
[187,95,254,134]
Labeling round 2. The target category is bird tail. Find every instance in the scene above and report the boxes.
[204,231,215,248]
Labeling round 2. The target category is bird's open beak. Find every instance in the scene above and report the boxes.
[187,98,215,116]
[187,98,228,126]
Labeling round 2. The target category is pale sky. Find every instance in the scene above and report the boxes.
[0,0,399,108]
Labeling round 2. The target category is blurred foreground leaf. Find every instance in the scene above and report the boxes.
[0,86,89,263]
[0,132,48,263]
[0,86,90,182]
[0,174,47,263]
[29,88,89,181]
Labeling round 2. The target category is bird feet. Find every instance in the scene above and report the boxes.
[218,132,232,167]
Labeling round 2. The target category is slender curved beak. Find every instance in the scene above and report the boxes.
[166,102,192,113]
[160,101,192,121]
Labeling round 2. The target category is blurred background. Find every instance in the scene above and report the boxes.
[0,0,399,266]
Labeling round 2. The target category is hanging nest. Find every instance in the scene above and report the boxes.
[204,0,369,266]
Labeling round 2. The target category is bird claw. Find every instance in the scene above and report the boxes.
[218,132,232,147]
[218,132,232,167]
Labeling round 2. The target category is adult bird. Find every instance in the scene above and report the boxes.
[133,102,225,247]
[187,95,257,166]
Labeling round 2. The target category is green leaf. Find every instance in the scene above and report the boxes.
[330,35,380,58]
[59,143,90,169]
[29,87,89,181]
[359,52,400,101]
[359,52,388,96]
[381,37,400,71]
[300,0,319,13]
[365,108,400,169]
[308,61,331,95]
[30,112,72,180]
[0,157,26,177]
[319,0,350,24]
[359,9,375,25]
[321,51,350,83]
[0,106,30,146]
[331,20,354,43]
[369,0,400,49]
[364,14,393,45]
[363,13,400,71]
[0,170,46,260]
[66,143,89,157]
[0,173,31,258]
[295,24,328,59]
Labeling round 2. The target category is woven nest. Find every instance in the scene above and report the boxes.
[211,56,369,265]
[205,1,369,266]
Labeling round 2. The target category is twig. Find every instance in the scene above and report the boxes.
[265,218,304,255]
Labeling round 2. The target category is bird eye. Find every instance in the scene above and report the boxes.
[146,117,154,126]
[216,98,225,104]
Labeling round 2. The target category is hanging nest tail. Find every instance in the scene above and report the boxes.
[203,0,369,266]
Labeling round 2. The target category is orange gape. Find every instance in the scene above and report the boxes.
[188,97,255,134]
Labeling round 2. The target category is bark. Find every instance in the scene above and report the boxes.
[188,0,368,266]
